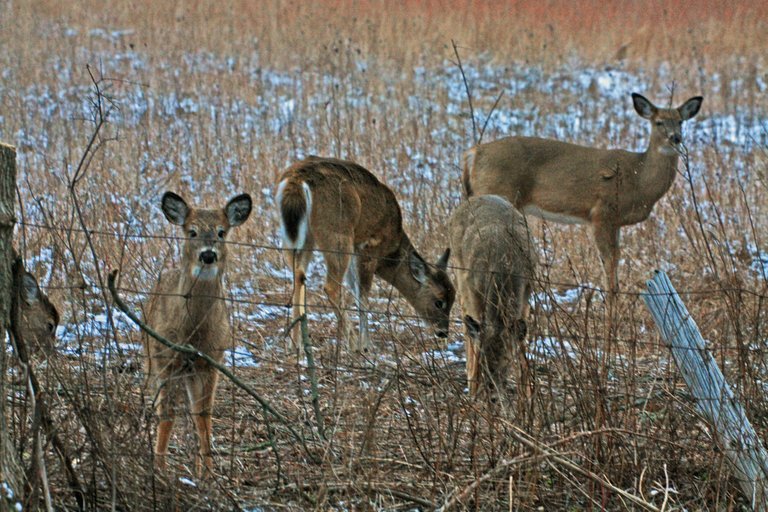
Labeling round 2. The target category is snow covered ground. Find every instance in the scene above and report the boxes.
[2,42,766,370]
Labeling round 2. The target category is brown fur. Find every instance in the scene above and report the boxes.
[144,191,251,476]
[14,262,59,355]
[448,195,536,397]
[462,93,702,299]
[276,156,454,352]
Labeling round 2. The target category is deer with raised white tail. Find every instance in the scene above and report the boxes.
[463,93,702,300]
[276,156,455,352]
[449,195,537,397]
[144,191,252,476]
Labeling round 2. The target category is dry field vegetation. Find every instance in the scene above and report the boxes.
[1,0,767,510]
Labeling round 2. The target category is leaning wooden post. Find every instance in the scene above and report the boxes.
[0,143,22,503]
[643,270,768,511]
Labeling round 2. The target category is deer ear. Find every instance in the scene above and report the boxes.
[225,194,253,227]
[436,248,450,272]
[464,315,481,339]
[631,93,656,119]
[678,96,703,120]
[409,251,428,284]
[22,272,41,305]
[161,192,189,225]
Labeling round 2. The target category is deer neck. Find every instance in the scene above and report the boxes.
[376,238,420,299]
[175,268,225,320]
[637,137,679,201]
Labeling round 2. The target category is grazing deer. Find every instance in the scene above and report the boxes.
[463,93,702,299]
[276,156,454,352]
[448,195,536,397]
[144,191,252,476]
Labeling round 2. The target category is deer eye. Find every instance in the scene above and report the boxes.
[217,229,226,239]
[46,322,56,335]
[655,120,663,126]
[434,300,445,310]
[188,229,198,238]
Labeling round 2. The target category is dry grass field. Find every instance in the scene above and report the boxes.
[1,0,767,510]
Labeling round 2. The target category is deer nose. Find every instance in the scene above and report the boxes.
[199,250,217,264]
[436,330,448,339]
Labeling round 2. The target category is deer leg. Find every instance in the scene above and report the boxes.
[348,255,375,351]
[483,327,508,399]
[323,237,354,348]
[466,337,480,396]
[592,223,620,305]
[462,314,482,396]
[153,374,180,471]
[459,282,484,396]
[288,248,313,351]
[186,364,220,478]
[148,347,182,471]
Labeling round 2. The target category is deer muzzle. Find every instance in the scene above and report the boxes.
[199,250,217,264]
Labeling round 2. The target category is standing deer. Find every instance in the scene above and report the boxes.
[276,156,454,352]
[144,191,252,476]
[448,195,536,397]
[463,93,702,299]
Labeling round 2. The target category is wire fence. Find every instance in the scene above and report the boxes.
[15,218,768,381]
[7,197,768,511]
[19,219,768,297]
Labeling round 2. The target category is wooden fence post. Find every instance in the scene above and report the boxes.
[643,270,768,511]
[0,143,21,504]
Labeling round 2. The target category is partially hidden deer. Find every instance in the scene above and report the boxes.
[144,191,252,476]
[276,156,455,352]
[463,93,702,300]
[448,195,537,397]
[11,255,59,355]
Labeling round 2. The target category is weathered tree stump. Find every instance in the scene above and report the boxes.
[0,143,21,505]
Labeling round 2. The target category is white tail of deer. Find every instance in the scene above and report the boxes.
[276,156,455,352]
[463,93,702,299]
[144,191,252,476]
[448,195,536,397]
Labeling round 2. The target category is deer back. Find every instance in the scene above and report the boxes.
[277,156,406,255]
[449,195,536,337]
[463,93,703,228]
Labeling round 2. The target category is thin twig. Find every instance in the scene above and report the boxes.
[451,39,478,144]
[512,425,660,512]
[452,40,504,144]
[300,313,326,440]
[284,481,436,509]
[10,257,86,511]
[436,453,535,511]
[67,64,124,365]
[478,89,504,143]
